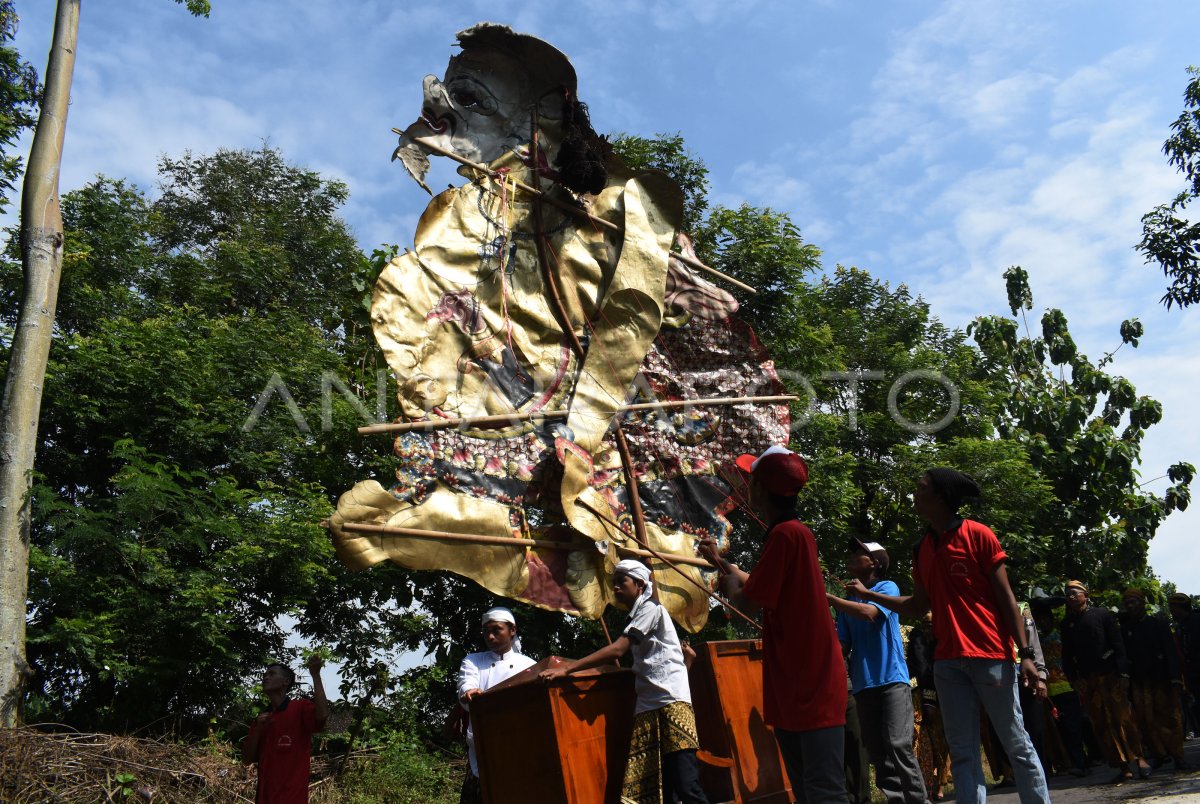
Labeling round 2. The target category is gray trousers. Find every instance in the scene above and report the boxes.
[855,682,928,804]
[775,724,849,804]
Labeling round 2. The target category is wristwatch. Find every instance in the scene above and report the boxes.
[1016,646,1036,661]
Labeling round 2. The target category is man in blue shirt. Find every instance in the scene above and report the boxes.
[827,538,926,804]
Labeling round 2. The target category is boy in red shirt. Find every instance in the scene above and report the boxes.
[701,445,848,803]
[847,468,1049,804]
[242,656,329,803]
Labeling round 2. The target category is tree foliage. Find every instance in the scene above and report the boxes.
[9,126,1193,744]
[968,266,1193,587]
[1139,66,1200,309]
[0,0,38,211]
[2,147,406,732]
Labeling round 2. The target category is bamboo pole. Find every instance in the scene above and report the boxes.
[528,108,617,652]
[606,428,762,632]
[357,394,797,435]
[668,250,757,296]
[395,131,757,295]
[613,427,649,548]
[336,521,714,569]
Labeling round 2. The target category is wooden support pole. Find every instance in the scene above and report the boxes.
[395,131,757,295]
[667,250,757,296]
[613,427,649,549]
[580,441,758,638]
[336,521,714,569]
[357,394,797,436]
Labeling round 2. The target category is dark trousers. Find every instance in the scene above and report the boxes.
[662,749,710,804]
[844,694,872,804]
[856,683,927,804]
[459,771,481,804]
[1049,690,1088,771]
[776,724,849,804]
[1187,676,1200,737]
[1019,686,1050,775]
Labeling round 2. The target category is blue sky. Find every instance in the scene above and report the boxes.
[10,1,1200,604]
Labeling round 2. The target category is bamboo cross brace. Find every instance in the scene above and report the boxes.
[577,480,764,633]
[336,521,714,569]
[357,394,798,435]
[396,132,757,295]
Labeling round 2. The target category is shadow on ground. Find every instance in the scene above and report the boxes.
[983,739,1200,803]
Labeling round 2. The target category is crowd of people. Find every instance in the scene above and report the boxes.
[240,447,1200,804]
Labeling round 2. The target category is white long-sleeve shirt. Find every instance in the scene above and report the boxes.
[457,648,536,775]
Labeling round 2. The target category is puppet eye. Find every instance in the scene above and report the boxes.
[451,87,480,107]
[448,78,499,115]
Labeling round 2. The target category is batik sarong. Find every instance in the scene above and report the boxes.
[621,700,700,804]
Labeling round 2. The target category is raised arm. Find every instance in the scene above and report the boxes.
[698,536,759,615]
[844,577,931,620]
[306,655,329,730]
[827,592,881,622]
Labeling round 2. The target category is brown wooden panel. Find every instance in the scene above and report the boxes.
[471,659,635,804]
[690,640,794,804]
[550,671,635,803]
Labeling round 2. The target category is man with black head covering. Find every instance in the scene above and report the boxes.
[1029,592,1090,777]
[1168,591,1200,736]
[1119,588,1189,771]
[1060,580,1148,782]
[846,468,1049,804]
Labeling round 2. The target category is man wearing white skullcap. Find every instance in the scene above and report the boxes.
[457,606,536,803]
[540,559,711,803]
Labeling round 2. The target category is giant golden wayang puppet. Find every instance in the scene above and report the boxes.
[328,24,788,632]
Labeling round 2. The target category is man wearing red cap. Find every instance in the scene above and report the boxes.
[701,445,848,803]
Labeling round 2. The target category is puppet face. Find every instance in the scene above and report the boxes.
[393,46,555,193]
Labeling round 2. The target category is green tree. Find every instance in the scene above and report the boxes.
[5,147,411,732]
[0,0,210,726]
[968,266,1193,588]
[1139,66,1200,309]
[785,267,1051,575]
[0,1,38,211]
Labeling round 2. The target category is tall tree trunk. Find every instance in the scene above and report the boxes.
[0,0,79,726]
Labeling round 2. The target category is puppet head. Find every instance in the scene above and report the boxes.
[392,23,606,194]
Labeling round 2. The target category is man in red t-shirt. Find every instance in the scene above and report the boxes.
[242,655,329,803]
[847,468,1049,804]
[701,445,848,803]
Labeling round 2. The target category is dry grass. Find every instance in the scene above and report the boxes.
[0,726,362,803]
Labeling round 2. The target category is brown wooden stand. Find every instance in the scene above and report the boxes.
[471,659,635,804]
[689,640,794,803]
[469,642,794,804]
